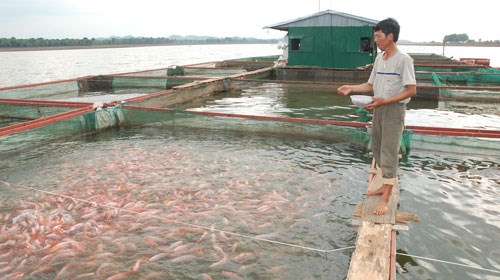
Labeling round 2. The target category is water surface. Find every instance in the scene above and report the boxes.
[0,126,498,279]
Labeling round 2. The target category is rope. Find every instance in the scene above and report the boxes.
[1,181,354,254]
[397,252,500,274]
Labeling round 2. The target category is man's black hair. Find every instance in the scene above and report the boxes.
[375,18,400,42]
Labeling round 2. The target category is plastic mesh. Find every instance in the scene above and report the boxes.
[111,76,167,88]
[0,112,91,155]
[0,103,75,120]
[432,69,500,86]
[0,81,80,100]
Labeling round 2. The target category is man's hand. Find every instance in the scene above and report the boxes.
[364,96,385,109]
[337,85,352,96]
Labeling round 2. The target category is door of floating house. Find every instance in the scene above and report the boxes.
[266,10,378,69]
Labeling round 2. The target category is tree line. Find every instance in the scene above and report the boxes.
[443,33,500,44]
[444,33,469,43]
[0,36,278,48]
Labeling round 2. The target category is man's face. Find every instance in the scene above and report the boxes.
[374,30,392,51]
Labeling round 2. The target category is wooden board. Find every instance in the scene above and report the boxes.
[353,205,420,224]
[362,173,399,224]
[352,219,409,232]
[347,220,392,280]
[347,159,404,280]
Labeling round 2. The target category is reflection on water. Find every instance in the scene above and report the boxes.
[0,127,498,279]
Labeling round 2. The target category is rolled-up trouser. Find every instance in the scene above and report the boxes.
[371,102,405,185]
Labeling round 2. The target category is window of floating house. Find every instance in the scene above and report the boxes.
[360,37,373,53]
[291,38,301,51]
[290,37,314,52]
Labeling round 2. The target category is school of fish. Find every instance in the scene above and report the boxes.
[0,131,353,279]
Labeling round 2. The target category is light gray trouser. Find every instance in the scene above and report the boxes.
[371,103,405,184]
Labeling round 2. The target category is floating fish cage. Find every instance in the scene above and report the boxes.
[1,58,499,155]
[430,68,500,86]
[1,63,369,278]
[0,56,499,278]
[426,70,500,103]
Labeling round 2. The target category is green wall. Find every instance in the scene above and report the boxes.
[287,26,376,69]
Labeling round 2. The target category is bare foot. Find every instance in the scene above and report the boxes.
[372,184,393,215]
[373,200,389,215]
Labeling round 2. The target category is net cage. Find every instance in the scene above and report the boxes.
[0,105,373,156]
[0,61,354,154]
[1,58,499,157]
[431,68,500,86]
[431,72,500,102]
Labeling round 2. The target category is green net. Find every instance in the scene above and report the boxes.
[2,101,499,159]
[410,133,500,153]
[113,66,248,78]
[116,69,169,76]
[431,69,500,86]
[111,76,167,89]
[110,76,198,89]
[0,111,92,155]
[0,80,80,100]
[182,67,248,77]
[432,73,446,86]
[0,103,75,120]
[76,75,203,94]
[432,73,500,101]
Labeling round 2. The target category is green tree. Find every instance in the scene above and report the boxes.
[443,33,469,43]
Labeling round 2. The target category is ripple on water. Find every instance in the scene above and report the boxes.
[397,151,499,279]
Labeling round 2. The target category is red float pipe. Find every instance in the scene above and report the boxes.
[0,98,91,108]
[389,230,397,280]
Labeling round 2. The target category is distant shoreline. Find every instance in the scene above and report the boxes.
[399,42,500,47]
[0,42,274,52]
[1,41,499,52]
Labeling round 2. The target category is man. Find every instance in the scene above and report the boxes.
[337,18,417,215]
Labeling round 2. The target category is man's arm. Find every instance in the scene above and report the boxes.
[337,83,374,96]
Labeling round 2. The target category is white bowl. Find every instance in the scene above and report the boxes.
[350,95,373,106]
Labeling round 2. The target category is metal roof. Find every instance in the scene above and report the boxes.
[264,10,379,31]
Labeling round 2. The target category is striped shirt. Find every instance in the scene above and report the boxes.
[368,49,416,104]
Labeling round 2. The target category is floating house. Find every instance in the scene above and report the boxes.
[266,10,379,69]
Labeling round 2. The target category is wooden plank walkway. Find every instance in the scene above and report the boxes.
[347,220,393,279]
[347,160,418,280]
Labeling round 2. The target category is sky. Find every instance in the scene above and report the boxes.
[0,0,498,42]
